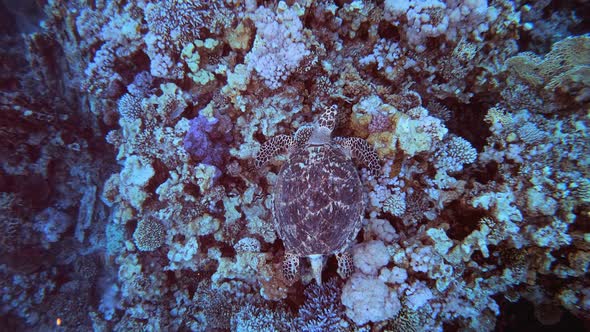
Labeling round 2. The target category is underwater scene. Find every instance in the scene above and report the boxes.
[1,0,589,331]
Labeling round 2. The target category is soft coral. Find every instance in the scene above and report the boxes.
[183,114,229,168]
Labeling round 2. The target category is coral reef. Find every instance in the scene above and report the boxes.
[1,0,588,331]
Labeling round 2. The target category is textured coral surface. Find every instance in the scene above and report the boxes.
[1,0,589,331]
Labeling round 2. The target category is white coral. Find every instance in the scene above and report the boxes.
[367,218,399,243]
[119,155,155,210]
[341,273,401,325]
[166,237,199,271]
[379,266,408,284]
[245,3,310,89]
[527,218,572,248]
[408,246,435,273]
[352,240,390,275]
[384,0,492,52]
[404,280,435,311]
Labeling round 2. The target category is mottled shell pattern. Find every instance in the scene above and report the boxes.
[273,140,365,257]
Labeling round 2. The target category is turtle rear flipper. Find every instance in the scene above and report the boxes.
[282,252,300,283]
[336,251,354,279]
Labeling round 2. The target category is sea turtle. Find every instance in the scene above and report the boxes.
[255,105,380,285]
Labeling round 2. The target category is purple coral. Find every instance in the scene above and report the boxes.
[183,115,228,168]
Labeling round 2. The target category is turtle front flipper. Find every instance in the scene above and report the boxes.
[334,137,381,175]
[255,135,295,168]
[294,125,314,146]
[336,251,354,279]
[282,252,300,283]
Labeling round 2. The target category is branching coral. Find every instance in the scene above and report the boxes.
[434,136,477,173]
[294,278,346,331]
[231,301,293,332]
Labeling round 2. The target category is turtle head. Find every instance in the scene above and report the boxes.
[309,105,338,145]
[318,105,338,133]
